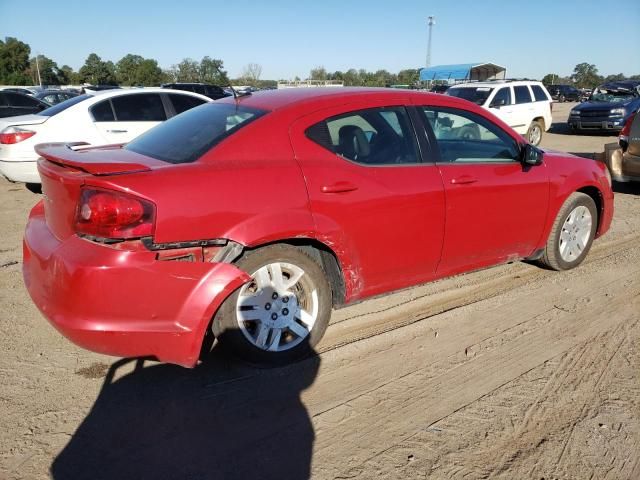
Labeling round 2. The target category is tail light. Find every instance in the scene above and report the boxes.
[619,111,636,152]
[0,126,36,144]
[75,188,155,240]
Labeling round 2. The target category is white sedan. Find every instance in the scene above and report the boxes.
[0,88,211,183]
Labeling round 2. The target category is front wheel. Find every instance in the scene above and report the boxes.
[539,192,597,271]
[213,244,332,364]
[526,120,543,146]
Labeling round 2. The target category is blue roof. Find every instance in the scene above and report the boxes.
[419,63,505,81]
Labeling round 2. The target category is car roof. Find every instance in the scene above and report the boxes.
[450,80,544,88]
[81,87,212,101]
[216,87,453,112]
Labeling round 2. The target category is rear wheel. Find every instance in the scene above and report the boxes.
[526,120,543,146]
[540,192,597,271]
[213,244,332,364]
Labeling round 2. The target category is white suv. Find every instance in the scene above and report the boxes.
[446,80,552,146]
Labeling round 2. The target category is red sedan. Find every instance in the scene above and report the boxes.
[23,88,614,366]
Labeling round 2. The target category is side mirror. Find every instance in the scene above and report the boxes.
[521,144,543,166]
[490,98,506,108]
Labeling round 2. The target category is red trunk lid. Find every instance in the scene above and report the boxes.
[36,143,165,240]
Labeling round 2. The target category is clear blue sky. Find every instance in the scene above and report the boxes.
[1,0,638,80]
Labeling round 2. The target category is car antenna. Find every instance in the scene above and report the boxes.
[214,65,239,102]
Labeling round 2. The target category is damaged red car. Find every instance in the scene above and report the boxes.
[23,88,614,367]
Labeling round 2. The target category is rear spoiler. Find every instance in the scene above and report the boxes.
[35,142,154,176]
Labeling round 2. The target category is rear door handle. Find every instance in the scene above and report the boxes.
[321,181,359,193]
[107,129,128,133]
[450,175,478,185]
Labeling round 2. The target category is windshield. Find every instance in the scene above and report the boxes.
[39,94,90,116]
[590,91,634,103]
[125,103,267,164]
[446,87,493,105]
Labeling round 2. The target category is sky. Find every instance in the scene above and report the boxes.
[1,0,638,80]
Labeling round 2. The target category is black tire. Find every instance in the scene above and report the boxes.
[526,120,543,146]
[539,192,597,271]
[212,244,332,365]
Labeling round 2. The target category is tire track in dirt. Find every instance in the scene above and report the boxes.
[309,254,640,479]
[320,233,640,355]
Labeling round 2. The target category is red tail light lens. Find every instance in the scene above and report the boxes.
[75,188,155,239]
[620,111,636,137]
[0,127,36,144]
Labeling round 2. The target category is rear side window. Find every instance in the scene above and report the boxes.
[112,93,166,121]
[125,103,267,164]
[6,92,40,107]
[306,106,419,165]
[169,93,207,115]
[514,86,532,104]
[91,99,116,121]
[531,85,550,102]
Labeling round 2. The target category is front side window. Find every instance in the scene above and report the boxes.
[125,103,267,164]
[514,86,532,104]
[169,93,207,115]
[306,106,419,165]
[111,93,166,121]
[490,87,511,107]
[421,107,520,163]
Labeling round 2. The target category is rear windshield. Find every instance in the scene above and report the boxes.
[125,103,267,164]
[39,94,90,117]
[447,87,493,105]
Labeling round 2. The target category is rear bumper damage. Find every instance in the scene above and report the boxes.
[23,202,250,367]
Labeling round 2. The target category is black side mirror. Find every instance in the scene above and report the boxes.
[521,144,543,166]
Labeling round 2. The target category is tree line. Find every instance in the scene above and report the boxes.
[1,36,638,89]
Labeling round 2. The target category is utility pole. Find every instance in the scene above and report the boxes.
[35,54,42,88]
[426,16,435,68]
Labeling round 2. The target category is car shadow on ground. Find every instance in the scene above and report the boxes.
[51,339,320,480]
[613,181,640,195]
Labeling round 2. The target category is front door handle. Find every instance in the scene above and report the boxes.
[107,129,128,133]
[450,175,478,185]
[321,181,359,193]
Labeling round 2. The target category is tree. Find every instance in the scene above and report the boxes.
[571,63,602,89]
[116,54,163,86]
[29,54,68,85]
[603,73,626,83]
[310,66,327,81]
[0,37,31,84]
[79,53,116,85]
[241,63,262,86]
[397,69,419,86]
[199,56,228,85]
[541,73,571,86]
[173,58,199,82]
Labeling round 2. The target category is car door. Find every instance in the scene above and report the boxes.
[487,86,514,127]
[92,93,167,144]
[290,102,446,300]
[415,105,549,277]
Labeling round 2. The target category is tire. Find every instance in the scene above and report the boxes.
[539,192,597,271]
[212,244,332,364]
[526,120,543,146]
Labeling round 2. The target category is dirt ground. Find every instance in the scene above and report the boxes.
[1,103,638,480]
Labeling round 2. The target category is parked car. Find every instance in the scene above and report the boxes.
[33,89,79,105]
[446,80,552,145]
[0,91,50,118]
[612,110,640,182]
[429,84,450,94]
[23,88,614,367]
[162,83,232,100]
[547,84,581,102]
[568,80,640,133]
[1,87,40,96]
[0,88,211,183]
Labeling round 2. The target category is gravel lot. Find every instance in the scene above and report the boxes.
[1,102,638,480]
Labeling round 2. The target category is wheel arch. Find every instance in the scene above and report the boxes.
[576,185,604,234]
